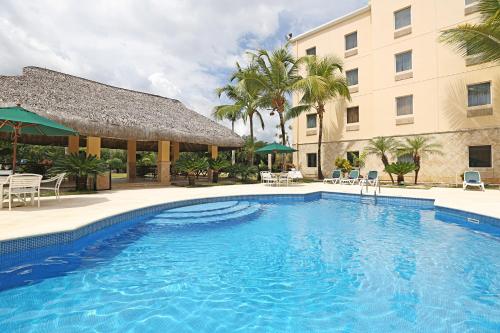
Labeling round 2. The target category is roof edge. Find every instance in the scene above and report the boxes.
[290,5,371,42]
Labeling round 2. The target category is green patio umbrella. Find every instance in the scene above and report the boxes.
[255,143,297,171]
[0,106,78,172]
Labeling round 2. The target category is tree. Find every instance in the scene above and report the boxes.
[365,136,399,184]
[385,162,416,185]
[215,64,265,165]
[209,156,230,183]
[398,136,442,184]
[174,153,209,186]
[287,55,350,179]
[440,0,500,63]
[243,45,301,147]
[51,152,108,191]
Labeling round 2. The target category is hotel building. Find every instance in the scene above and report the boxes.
[290,0,500,184]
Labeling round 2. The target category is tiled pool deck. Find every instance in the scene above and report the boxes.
[0,183,499,251]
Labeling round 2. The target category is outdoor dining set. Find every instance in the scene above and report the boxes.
[260,170,304,186]
[0,170,65,210]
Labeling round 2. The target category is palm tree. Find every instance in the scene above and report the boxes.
[398,136,442,184]
[440,0,500,63]
[215,65,265,165]
[287,55,350,180]
[364,136,399,184]
[242,45,301,146]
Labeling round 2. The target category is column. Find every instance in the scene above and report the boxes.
[268,153,272,171]
[127,140,137,180]
[158,140,171,185]
[172,141,180,163]
[207,145,218,182]
[67,135,79,155]
[86,136,109,190]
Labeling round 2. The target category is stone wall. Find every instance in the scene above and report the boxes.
[294,128,500,184]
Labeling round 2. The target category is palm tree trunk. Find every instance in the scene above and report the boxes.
[231,120,235,133]
[382,154,395,184]
[414,155,420,184]
[249,115,255,166]
[317,107,324,180]
[278,109,286,146]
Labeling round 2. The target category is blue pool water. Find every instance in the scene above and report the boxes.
[0,196,499,332]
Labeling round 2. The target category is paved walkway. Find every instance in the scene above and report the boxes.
[0,183,499,241]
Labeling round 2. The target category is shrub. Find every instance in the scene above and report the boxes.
[334,156,352,174]
[51,152,108,191]
[209,156,231,183]
[175,153,209,186]
[384,162,416,185]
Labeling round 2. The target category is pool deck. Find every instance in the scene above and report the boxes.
[0,183,499,242]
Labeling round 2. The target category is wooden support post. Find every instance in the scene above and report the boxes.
[158,140,171,185]
[67,135,79,154]
[207,145,218,182]
[127,140,137,180]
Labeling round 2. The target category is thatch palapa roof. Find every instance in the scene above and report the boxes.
[0,67,243,148]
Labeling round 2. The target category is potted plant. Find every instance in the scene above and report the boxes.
[209,156,230,183]
[174,153,209,186]
[334,156,352,176]
[384,162,416,186]
[50,152,109,191]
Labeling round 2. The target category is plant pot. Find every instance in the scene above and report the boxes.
[76,175,88,191]
[397,175,405,185]
[188,175,196,186]
[212,171,219,183]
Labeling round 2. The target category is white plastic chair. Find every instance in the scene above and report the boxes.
[463,171,485,191]
[5,174,42,210]
[40,173,66,199]
[261,172,278,186]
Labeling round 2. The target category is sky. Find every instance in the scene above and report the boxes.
[0,0,367,142]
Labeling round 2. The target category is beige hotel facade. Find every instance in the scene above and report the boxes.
[290,0,500,184]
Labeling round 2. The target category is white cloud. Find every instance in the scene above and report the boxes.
[0,0,367,142]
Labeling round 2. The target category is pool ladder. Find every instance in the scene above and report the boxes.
[360,181,381,197]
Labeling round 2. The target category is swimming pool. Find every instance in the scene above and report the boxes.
[0,194,499,332]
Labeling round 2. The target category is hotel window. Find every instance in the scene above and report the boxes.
[345,32,358,50]
[395,51,412,72]
[395,7,411,30]
[346,69,359,86]
[306,47,316,56]
[397,150,414,163]
[468,82,491,107]
[347,106,359,124]
[307,153,317,167]
[396,95,413,116]
[347,151,360,165]
[306,114,317,128]
[469,145,492,167]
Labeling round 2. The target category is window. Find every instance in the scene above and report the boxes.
[347,106,359,124]
[465,0,478,5]
[396,51,412,72]
[306,114,317,128]
[469,145,492,167]
[396,95,413,116]
[395,7,411,30]
[345,32,358,50]
[347,151,359,165]
[397,150,414,163]
[346,69,359,86]
[307,153,317,167]
[306,47,316,56]
[468,82,491,107]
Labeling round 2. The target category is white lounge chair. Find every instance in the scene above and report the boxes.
[4,174,42,210]
[360,170,379,187]
[463,171,485,191]
[341,170,360,185]
[40,173,66,199]
[0,170,13,176]
[323,169,342,184]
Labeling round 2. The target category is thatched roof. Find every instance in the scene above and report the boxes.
[0,67,243,148]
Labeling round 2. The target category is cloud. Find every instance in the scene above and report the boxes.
[0,0,367,143]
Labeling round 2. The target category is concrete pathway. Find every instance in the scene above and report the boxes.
[0,183,499,241]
